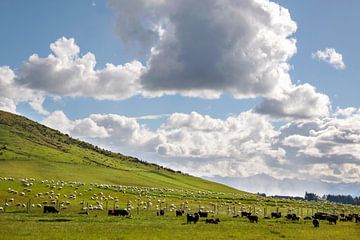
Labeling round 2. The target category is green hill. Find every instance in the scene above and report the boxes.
[0,110,241,193]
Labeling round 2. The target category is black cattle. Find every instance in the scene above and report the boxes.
[247,215,258,223]
[187,213,200,224]
[286,213,300,221]
[205,218,220,224]
[176,210,184,217]
[303,216,312,221]
[43,206,59,213]
[241,211,251,217]
[313,219,320,227]
[345,215,354,222]
[198,211,208,218]
[159,209,165,216]
[327,215,338,225]
[314,212,328,220]
[271,212,281,218]
[355,215,360,223]
[108,209,129,216]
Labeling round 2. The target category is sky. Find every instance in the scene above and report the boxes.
[1,0,360,196]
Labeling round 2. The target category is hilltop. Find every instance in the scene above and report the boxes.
[0,110,241,193]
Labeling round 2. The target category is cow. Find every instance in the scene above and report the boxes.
[314,212,328,220]
[206,218,220,224]
[241,211,251,217]
[355,215,360,223]
[327,215,338,225]
[303,216,312,221]
[271,212,281,219]
[345,214,354,222]
[176,210,184,217]
[187,213,200,224]
[108,209,129,216]
[198,211,208,218]
[247,215,258,223]
[43,206,59,213]
[286,213,300,221]
[313,219,320,227]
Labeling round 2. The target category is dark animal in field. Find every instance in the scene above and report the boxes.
[286,213,300,221]
[313,219,320,227]
[340,218,347,222]
[247,215,258,223]
[345,214,354,222]
[355,215,360,223]
[176,210,184,217]
[271,212,281,218]
[159,209,165,216]
[303,216,312,221]
[327,215,338,225]
[43,206,59,213]
[233,214,240,218]
[187,213,200,224]
[198,211,208,218]
[264,216,271,219]
[205,218,220,224]
[108,209,129,216]
[314,212,328,220]
[241,211,251,217]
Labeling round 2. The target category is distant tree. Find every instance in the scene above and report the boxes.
[304,192,319,201]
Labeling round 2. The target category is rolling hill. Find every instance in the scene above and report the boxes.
[0,110,241,193]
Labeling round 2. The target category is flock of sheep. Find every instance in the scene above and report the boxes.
[1,176,360,228]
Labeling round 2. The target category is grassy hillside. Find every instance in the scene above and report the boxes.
[0,110,240,193]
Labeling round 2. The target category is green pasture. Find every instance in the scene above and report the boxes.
[1,177,360,240]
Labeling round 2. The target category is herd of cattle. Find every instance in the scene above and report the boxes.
[41,205,360,227]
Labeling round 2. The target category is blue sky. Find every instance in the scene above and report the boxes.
[1,0,360,196]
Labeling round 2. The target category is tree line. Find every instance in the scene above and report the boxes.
[305,192,360,205]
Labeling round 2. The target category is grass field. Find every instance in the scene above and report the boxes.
[1,213,360,240]
[1,110,360,239]
[1,177,360,240]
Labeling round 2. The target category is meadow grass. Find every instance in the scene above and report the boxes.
[1,178,360,240]
[1,212,360,240]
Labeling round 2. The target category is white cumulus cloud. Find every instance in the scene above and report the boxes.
[41,109,360,186]
[312,48,346,70]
